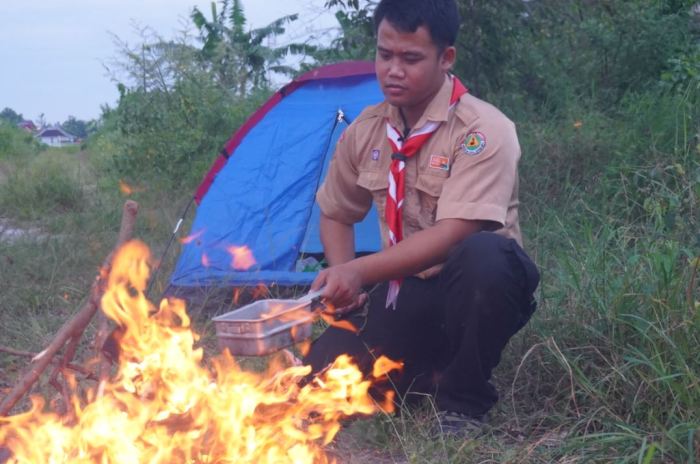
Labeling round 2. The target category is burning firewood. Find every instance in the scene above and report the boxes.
[0,234,401,463]
[0,201,138,416]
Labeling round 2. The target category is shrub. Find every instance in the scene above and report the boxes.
[0,122,43,159]
[102,75,264,188]
[0,153,85,221]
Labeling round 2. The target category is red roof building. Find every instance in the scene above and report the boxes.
[17,120,37,133]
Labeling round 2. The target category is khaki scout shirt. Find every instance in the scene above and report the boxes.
[317,75,522,277]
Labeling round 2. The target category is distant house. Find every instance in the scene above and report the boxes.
[36,125,77,147]
[17,120,37,133]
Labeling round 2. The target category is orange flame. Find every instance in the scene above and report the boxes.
[227,246,256,270]
[201,253,210,267]
[232,288,242,305]
[319,311,359,334]
[0,241,400,463]
[118,180,134,196]
[373,356,404,379]
[251,283,269,300]
[297,340,312,357]
[179,230,204,245]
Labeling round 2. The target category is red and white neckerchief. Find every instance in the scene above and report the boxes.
[384,76,468,309]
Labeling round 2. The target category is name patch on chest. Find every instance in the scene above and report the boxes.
[429,154,450,171]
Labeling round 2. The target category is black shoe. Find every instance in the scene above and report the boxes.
[433,410,486,438]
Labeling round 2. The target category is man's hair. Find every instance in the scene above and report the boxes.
[373,0,461,50]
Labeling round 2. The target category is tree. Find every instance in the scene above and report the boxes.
[315,0,698,111]
[0,107,24,125]
[62,116,90,139]
[103,19,265,186]
[448,0,699,110]
[309,0,377,64]
[191,0,314,95]
[106,27,204,95]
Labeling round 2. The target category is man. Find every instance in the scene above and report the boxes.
[303,0,539,433]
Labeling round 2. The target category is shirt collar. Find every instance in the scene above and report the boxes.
[384,74,453,131]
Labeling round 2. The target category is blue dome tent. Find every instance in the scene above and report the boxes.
[167,61,383,297]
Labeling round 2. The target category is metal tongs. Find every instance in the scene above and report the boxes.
[294,288,326,311]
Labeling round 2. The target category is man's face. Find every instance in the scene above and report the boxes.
[375,19,455,113]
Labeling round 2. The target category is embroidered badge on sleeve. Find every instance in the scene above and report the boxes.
[462,131,486,156]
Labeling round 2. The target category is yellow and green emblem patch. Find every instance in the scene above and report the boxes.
[462,131,486,156]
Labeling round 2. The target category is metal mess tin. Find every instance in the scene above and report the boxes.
[212,291,322,356]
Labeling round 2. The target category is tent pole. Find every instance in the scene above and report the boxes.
[295,109,354,279]
[298,109,345,251]
[147,196,196,297]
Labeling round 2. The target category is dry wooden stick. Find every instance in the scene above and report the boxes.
[687,255,699,315]
[49,367,73,418]
[0,346,36,358]
[93,200,139,382]
[47,335,80,398]
[0,346,95,380]
[0,200,138,416]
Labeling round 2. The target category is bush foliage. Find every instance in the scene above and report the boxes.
[0,151,86,221]
[0,122,43,160]
[107,76,262,186]
[94,2,305,188]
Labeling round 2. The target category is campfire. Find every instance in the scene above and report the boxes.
[0,240,400,463]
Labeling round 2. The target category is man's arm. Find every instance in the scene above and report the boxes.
[319,213,355,267]
[312,217,483,308]
[316,212,370,312]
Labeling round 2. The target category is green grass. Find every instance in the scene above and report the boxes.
[0,86,698,463]
[0,150,87,222]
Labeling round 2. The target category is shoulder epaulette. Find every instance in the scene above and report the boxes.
[351,102,386,126]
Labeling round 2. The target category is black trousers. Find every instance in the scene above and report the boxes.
[303,232,540,417]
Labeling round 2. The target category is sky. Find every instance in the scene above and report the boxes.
[0,1,338,124]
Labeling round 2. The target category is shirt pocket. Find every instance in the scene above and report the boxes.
[357,169,388,191]
[357,169,388,215]
[414,171,448,224]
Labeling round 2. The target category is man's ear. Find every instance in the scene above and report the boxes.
[440,46,457,72]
